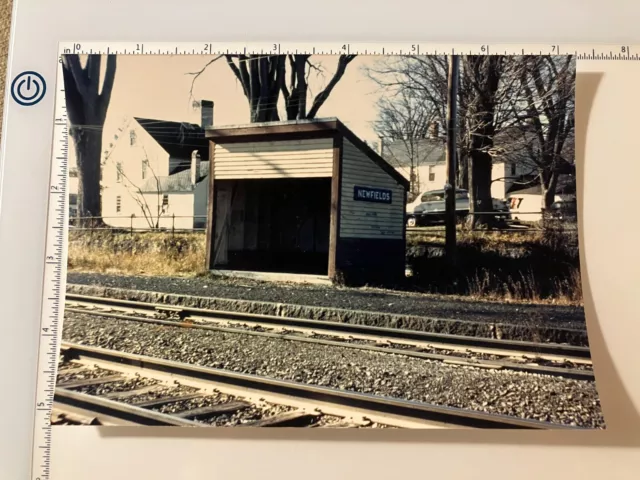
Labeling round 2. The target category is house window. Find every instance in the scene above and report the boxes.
[510,163,517,176]
[116,196,122,213]
[162,195,169,207]
[428,165,435,182]
[116,163,123,183]
[130,130,137,146]
[142,159,148,179]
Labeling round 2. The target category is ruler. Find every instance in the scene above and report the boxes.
[30,40,640,480]
[32,58,68,480]
[58,42,640,59]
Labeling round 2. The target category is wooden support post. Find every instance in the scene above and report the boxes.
[328,133,343,281]
[445,55,459,270]
[205,140,217,270]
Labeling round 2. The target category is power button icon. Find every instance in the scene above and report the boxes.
[11,71,47,106]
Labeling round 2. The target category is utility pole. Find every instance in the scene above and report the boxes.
[444,55,459,269]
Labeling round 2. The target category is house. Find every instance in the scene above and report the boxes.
[506,173,577,222]
[381,122,570,206]
[100,101,213,230]
[380,129,447,201]
[204,118,409,285]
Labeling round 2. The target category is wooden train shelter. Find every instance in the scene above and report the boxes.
[204,118,410,285]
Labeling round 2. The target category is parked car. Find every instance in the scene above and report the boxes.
[406,188,510,227]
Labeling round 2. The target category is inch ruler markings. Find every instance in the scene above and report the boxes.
[32,40,640,479]
[58,42,640,59]
[32,58,69,480]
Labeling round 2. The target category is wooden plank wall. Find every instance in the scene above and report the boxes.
[339,140,405,239]
[213,138,333,179]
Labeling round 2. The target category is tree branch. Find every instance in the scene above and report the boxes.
[186,54,223,99]
[306,54,356,119]
[63,55,88,99]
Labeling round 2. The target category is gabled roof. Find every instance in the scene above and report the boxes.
[205,118,410,189]
[139,161,210,193]
[383,138,446,168]
[134,117,208,159]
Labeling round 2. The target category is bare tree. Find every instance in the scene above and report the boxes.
[101,123,167,229]
[62,54,117,225]
[189,54,357,122]
[373,87,439,198]
[509,56,576,211]
[366,56,473,189]
[114,155,166,229]
[367,54,575,227]
[463,56,505,227]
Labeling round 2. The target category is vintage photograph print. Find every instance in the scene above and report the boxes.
[54,52,603,429]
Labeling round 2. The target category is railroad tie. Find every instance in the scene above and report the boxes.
[56,375,125,389]
[173,401,252,420]
[132,393,205,409]
[317,421,362,429]
[100,384,163,400]
[240,411,320,427]
[56,365,91,376]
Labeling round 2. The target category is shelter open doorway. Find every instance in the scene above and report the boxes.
[211,177,331,276]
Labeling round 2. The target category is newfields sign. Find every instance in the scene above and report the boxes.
[353,186,393,205]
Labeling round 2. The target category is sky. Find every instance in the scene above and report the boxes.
[68,55,390,168]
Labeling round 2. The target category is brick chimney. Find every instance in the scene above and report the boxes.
[200,100,214,129]
[191,150,201,185]
[427,121,439,139]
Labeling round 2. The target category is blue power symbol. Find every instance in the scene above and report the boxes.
[11,71,47,106]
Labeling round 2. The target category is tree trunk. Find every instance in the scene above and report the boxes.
[469,150,494,228]
[409,163,416,196]
[456,97,469,190]
[71,127,103,226]
[541,169,559,212]
[62,55,116,227]
[457,150,469,189]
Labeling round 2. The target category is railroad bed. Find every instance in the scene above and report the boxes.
[65,294,593,380]
[60,300,604,428]
[54,344,576,429]
[66,281,589,346]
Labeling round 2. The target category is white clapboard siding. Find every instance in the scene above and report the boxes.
[213,138,333,179]
[340,140,405,240]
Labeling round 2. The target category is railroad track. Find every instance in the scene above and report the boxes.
[54,343,579,429]
[64,294,593,380]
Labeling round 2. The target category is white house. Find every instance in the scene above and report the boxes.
[381,122,574,214]
[506,176,576,222]
[100,101,213,230]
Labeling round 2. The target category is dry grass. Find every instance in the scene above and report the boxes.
[464,267,583,306]
[68,226,582,305]
[407,224,583,305]
[408,226,577,252]
[68,230,206,276]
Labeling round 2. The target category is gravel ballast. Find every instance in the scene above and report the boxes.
[66,274,589,346]
[62,312,604,428]
[68,273,586,326]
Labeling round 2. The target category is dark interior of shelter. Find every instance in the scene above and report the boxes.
[212,177,331,275]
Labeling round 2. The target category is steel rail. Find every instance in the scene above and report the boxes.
[64,306,594,381]
[60,342,582,430]
[54,388,204,427]
[65,293,591,359]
